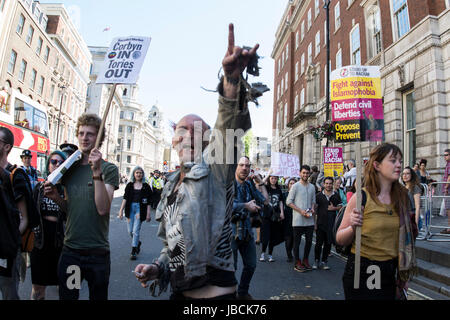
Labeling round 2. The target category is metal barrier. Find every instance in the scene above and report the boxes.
[423,182,450,242]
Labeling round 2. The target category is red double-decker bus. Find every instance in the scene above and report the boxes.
[0,88,50,178]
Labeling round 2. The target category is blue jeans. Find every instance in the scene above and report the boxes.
[127,203,142,248]
[231,233,256,296]
[57,247,111,300]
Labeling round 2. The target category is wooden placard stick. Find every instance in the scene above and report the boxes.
[354,141,362,289]
[95,83,117,149]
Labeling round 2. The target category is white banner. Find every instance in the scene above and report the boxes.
[96,36,151,84]
[270,152,300,178]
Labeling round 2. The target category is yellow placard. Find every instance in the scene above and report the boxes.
[331,77,381,100]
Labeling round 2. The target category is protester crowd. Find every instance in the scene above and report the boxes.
[1,23,449,301]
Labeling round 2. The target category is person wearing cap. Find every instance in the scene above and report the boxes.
[59,143,78,158]
[20,150,38,189]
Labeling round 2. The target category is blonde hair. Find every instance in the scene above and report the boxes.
[75,114,105,147]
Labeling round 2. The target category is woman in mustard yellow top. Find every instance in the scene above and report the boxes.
[336,143,417,300]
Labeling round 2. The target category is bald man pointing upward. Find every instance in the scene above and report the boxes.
[134,24,258,300]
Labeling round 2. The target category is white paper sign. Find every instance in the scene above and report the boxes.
[270,152,300,177]
[96,36,151,84]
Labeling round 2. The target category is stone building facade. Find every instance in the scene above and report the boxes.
[41,3,91,150]
[272,0,449,179]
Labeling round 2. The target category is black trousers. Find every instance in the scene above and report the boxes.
[293,226,314,261]
[314,228,331,263]
[342,253,397,300]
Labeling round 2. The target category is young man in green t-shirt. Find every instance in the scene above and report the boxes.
[44,114,119,300]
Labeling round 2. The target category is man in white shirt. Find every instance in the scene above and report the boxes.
[286,165,316,272]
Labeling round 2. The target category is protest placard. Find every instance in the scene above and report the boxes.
[270,152,300,178]
[331,66,383,142]
[323,147,343,177]
[96,36,151,84]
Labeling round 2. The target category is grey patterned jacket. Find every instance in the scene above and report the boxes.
[155,81,251,280]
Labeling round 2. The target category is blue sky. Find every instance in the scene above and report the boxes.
[40,0,288,139]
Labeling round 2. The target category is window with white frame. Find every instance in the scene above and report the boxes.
[308,8,312,29]
[301,88,305,108]
[18,59,27,82]
[324,21,327,46]
[295,62,299,82]
[392,0,410,39]
[301,21,305,41]
[348,0,355,7]
[0,0,6,11]
[281,78,284,93]
[308,43,312,64]
[336,48,342,69]
[286,44,289,61]
[294,94,299,113]
[29,69,37,90]
[315,0,320,18]
[285,73,288,91]
[26,25,34,45]
[350,25,361,65]
[315,31,320,56]
[335,2,341,31]
[36,37,43,55]
[282,51,285,66]
[278,59,281,74]
[16,14,25,34]
[403,89,416,166]
[37,76,44,95]
[284,102,288,128]
[301,53,305,74]
[367,5,382,58]
[8,50,17,74]
[296,31,299,49]
[276,109,280,130]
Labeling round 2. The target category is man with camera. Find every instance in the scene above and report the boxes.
[232,156,267,300]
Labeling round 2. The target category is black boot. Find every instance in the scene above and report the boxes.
[136,241,142,255]
[130,247,137,260]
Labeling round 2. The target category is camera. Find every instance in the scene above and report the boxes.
[231,209,261,228]
[249,211,262,228]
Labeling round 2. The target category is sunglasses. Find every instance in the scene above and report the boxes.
[444,154,449,157]
[50,159,64,166]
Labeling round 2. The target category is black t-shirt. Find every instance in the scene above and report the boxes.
[267,186,283,213]
[316,191,342,231]
[130,188,141,203]
[40,184,65,218]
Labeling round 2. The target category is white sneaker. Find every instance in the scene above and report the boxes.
[322,262,330,270]
[312,260,319,270]
[268,255,275,262]
[259,253,265,262]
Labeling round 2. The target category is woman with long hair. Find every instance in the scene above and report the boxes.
[401,166,422,226]
[336,143,417,300]
[417,159,431,185]
[30,150,67,300]
[260,175,285,262]
[119,166,152,260]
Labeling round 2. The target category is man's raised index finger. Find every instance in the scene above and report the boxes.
[228,23,235,55]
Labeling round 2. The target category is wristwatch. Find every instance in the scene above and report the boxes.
[92,174,103,181]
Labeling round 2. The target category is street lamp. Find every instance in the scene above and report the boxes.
[324,0,331,147]
[55,84,67,147]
